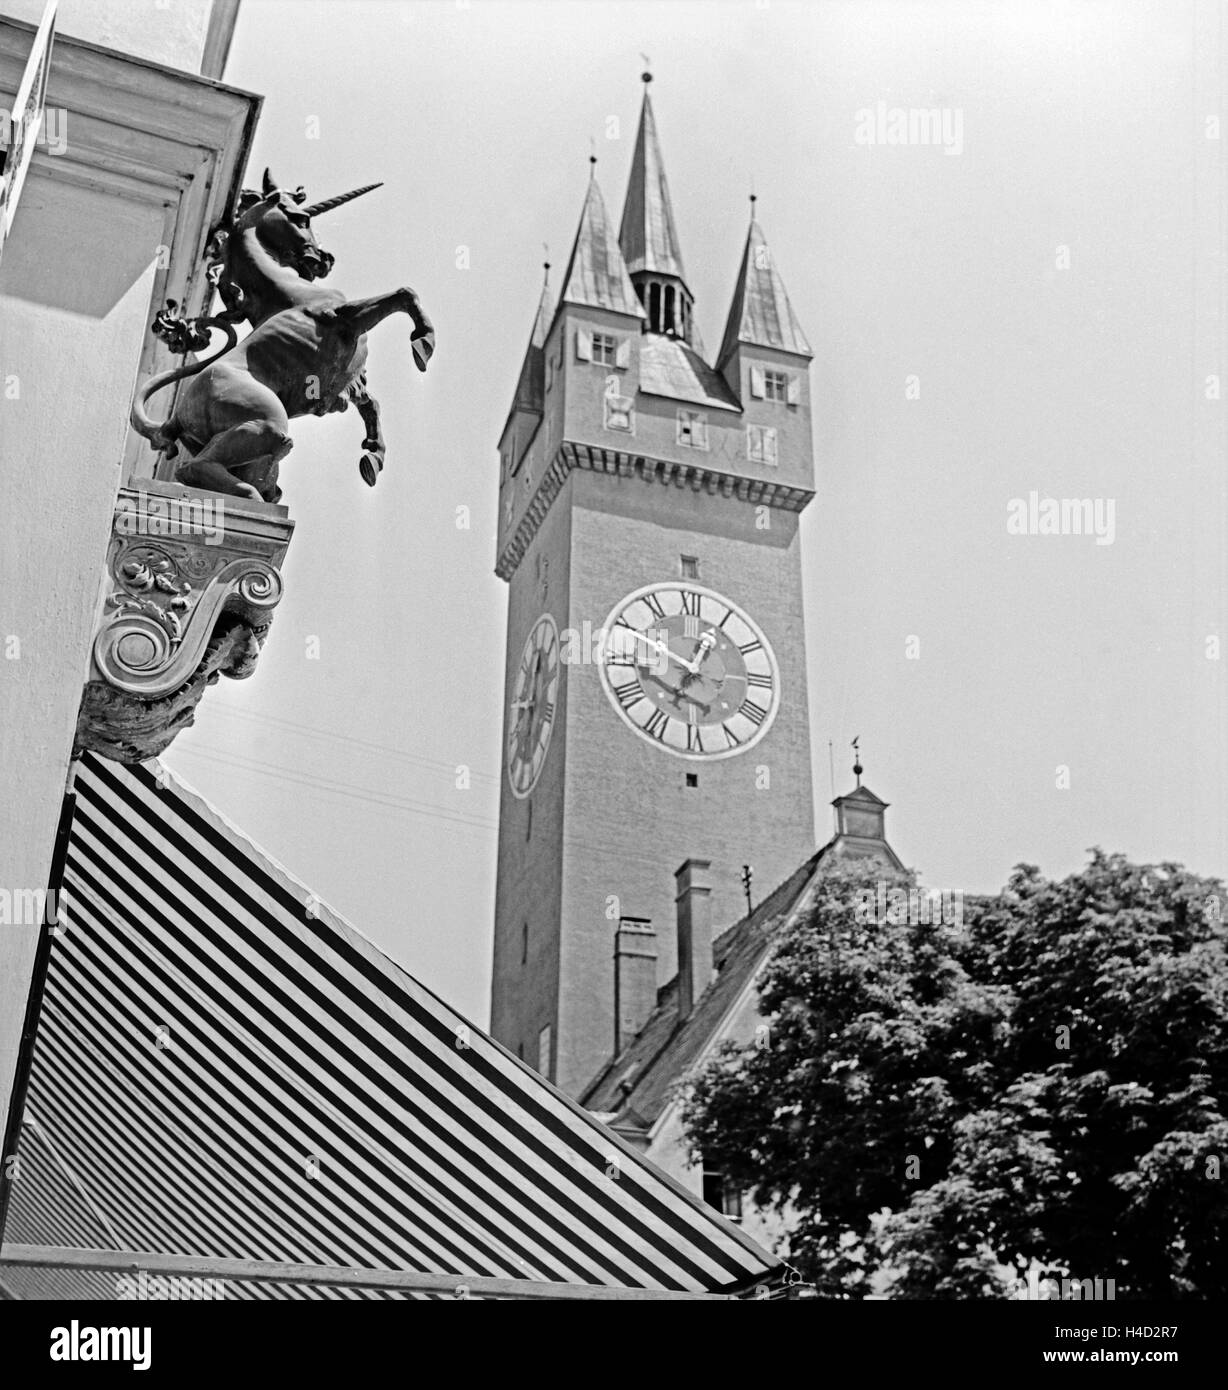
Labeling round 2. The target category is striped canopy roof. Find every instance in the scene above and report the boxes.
[0,756,777,1299]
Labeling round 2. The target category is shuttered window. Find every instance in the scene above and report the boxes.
[747,424,778,466]
[677,409,709,450]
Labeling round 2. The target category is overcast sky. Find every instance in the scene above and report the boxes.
[163,0,1227,1022]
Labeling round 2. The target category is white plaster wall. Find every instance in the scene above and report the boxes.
[1,0,215,72]
[0,166,163,1154]
[646,979,792,1256]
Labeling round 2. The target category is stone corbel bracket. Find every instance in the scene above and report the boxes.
[75,482,294,764]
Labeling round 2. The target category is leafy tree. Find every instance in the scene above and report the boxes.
[679,852,1228,1298]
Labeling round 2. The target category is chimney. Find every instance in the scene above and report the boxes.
[675,859,714,1022]
[614,918,657,1053]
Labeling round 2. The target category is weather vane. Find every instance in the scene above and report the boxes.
[852,736,863,787]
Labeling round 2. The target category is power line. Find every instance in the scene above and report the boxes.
[168,744,500,835]
[201,704,501,784]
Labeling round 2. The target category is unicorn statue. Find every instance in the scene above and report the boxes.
[131,169,434,503]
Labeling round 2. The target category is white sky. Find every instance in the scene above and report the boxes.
[164,0,1227,1022]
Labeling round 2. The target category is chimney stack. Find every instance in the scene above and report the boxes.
[675,859,714,1022]
[614,918,658,1053]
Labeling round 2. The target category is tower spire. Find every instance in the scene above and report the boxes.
[559,165,642,318]
[717,210,812,367]
[618,74,693,341]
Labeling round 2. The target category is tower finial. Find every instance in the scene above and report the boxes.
[852,736,863,788]
[589,135,597,170]
[640,53,652,83]
[542,243,551,286]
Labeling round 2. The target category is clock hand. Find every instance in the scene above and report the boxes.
[692,629,719,671]
[633,632,699,675]
[645,673,711,714]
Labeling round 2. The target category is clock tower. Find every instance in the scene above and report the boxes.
[492,79,817,1097]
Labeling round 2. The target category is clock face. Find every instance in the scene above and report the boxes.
[507,613,560,798]
[598,582,779,759]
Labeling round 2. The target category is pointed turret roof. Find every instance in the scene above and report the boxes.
[510,273,554,416]
[560,169,643,318]
[619,79,688,283]
[718,215,812,365]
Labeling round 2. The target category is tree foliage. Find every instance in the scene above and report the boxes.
[679,852,1228,1298]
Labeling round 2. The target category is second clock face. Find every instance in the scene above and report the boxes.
[507,613,560,798]
[598,582,780,759]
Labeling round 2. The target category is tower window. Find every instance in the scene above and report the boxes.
[677,409,709,450]
[685,773,698,788]
[763,370,788,401]
[521,920,528,965]
[680,555,699,580]
[592,332,618,365]
[747,423,778,466]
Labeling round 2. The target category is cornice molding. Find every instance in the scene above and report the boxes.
[495,440,814,580]
[0,18,261,478]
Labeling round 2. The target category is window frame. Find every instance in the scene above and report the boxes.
[677,408,710,451]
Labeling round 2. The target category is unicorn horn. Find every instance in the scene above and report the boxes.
[300,182,383,218]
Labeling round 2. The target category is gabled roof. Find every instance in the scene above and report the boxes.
[582,785,905,1130]
[618,84,688,283]
[638,334,741,412]
[510,278,555,418]
[582,851,826,1125]
[561,173,644,319]
[717,217,812,366]
[1,755,778,1299]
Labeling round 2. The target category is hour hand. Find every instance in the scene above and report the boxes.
[635,632,698,674]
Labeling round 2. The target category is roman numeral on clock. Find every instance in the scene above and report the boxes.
[738,699,768,726]
[738,638,763,656]
[643,709,669,741]
[686,724,704,753]
[746,672,772,690]
[721,723,742,749]
[643,592,666,620]
[680,590,700,616]
[613,678,644,709]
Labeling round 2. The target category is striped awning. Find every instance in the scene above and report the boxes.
[0,755,776,1299]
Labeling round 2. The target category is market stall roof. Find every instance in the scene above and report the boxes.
[0,756,777,1300]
